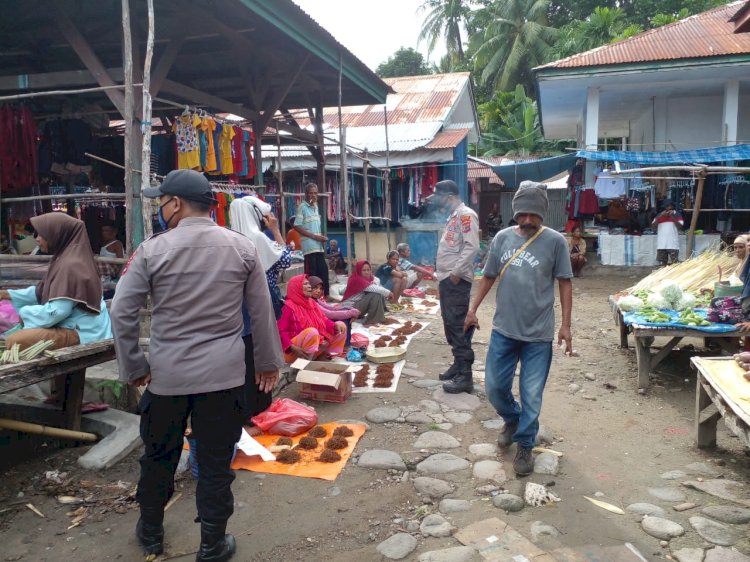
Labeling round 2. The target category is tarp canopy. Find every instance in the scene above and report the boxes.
[490,154,577,189]
[576,144,750,164]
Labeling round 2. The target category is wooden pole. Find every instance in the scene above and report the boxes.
[342,127,352,271]
[363,151,370,263]
[0,418,98,442]
[276,125,285,239]
[687,169,707,257]
[122,0,135,254]
[140,0,155,241]
[384,106,392,250]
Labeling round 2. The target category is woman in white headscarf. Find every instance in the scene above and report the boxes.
[230,196,292,424]
[729,234,749,285]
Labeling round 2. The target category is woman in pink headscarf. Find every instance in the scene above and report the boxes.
[341,260,391,325]
[277,275,346,362]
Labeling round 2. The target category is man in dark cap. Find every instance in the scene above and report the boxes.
[464,181,573,477]
[111,169,283,561]
[430,179,480,394]
[652,198,683,266]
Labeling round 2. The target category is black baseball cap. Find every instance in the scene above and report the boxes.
[143,169,217,204]
[425,179,459,205]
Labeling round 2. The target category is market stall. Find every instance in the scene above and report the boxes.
[598,233,721,266]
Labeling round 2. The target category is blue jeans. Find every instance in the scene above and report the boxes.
[484,330,552,448]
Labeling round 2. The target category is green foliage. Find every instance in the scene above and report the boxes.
[550,7,641,59]
[650,8,690,27]
[96,379,126,401]
[418,0,470,69]
[376,48,432,79]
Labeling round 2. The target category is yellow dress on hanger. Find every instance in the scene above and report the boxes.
[173,113,202,170]
[219,125,235,175]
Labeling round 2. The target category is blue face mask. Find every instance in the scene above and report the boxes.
[157,198,175,231]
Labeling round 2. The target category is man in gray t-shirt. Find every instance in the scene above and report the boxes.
[465,181,573,477]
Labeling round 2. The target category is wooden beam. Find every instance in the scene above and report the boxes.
[257,53,311,132]
[150,37,184,95]
[160,78,260,121]
[52,4,126,117]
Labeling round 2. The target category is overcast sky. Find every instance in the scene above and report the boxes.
[292,0,447,70]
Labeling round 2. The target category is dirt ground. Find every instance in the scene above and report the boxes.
[1,270,749,561]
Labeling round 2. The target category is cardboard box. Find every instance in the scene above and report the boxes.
[292,359,357,403]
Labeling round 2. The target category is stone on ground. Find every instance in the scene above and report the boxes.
[689,516,741,546]
[412,380,443,389]
[704,546,750,562]
[492,494,524,512]
[648,487,687,502]
[376,533,418,560]
[568,383,581,394]
[357,449,406,470]
[439,498,471,513]
[685,462,722,477]
[481,419,503,430]
[472,460,507,483]
[420,513,454,538]
[535,425,554,445]
[413,477,453,498]
[533,452,559,475]
[641,515,685,540]
[416,453,470,474]
[419,400,441,414]
[661,470,688,480]
[476,484,500,495]
[627,503,666,517]
[469,443,498,458]
[432,388,482,411]
[530,521,560,541]
[671,547,705,562]
[405,412,434,424]
[413,431,461,449]
[701,505,750,524]
[445,411,473,424]
[366,407,401,424]
[417,545,478,562]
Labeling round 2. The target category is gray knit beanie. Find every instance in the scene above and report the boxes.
[512,181,548,220]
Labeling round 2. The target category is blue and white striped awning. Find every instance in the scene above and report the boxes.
[576,144,750,164]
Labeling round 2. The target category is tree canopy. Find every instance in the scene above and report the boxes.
[376,48,432,79]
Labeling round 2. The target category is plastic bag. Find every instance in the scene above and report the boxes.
[250,398,317,436]
[346,349,363,362]
[403,288,425,298]
[0,301,20,334]
[350,333,369,351]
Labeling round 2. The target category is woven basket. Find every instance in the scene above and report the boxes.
[366,346,406,364]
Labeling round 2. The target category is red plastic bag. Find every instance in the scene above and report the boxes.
[350,333,369,351]
[250,398,317,436]
[421,266,436,281]
[403,288,425,298]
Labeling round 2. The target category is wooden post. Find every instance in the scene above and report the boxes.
[384,106,392,250]
[363,151,370,263]
[122,0,136,254]
[276,125,285,239]
[687,169,707,258]
[140,0,155,241]
[341,127,352,270]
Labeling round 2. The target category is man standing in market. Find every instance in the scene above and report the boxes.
[464,181,573,476]
[652,198,683,266]
[294,182,330,296]
[431,179,480,394]
[111,169,283,561]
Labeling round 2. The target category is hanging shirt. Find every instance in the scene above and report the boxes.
[173,114,202,170]
[594,171,627,199]
[219,124,235,174]
[655,212,683,250]
[201,117,218,172]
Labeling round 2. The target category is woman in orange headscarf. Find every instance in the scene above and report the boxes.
[277,275,347,362]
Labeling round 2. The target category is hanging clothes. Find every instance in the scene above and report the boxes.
[219,124,235,174]
[200,117,218,172]
[173,113,202,170]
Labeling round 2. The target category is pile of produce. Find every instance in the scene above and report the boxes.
[0,340,55,364]
[627,248,737,293]
[616,282,703,313]
[733,352,750,381]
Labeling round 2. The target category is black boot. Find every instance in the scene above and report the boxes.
[196,520,236,562]
[136,508,164,556]
[438,362,459,381]
[442,363,473,394]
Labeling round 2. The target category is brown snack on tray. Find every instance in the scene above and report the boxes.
[373,375,394,388]
[376,365,393,374]
[325,436,349,450]
[275,437,293,447]
[374,340,387,348]
[307,426,328,438]
[382,317,399,325]
[381,335,392,342]
[276,449,302,464]
[318,449,342,463]
[425,288,438,296]
[333,426,354,437]
[353,372,369,387]
[297,436,319,450]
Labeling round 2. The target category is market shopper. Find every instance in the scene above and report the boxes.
[568,226,587,277]
[730,234,749,283]
[110,169,283,561]
[397,243,432,288]
[376,250,409,304]
[294,182,329,296]
[341,260,392,325]
[652,198,683,266]
[430,179,480,394]
[464,181,573,476]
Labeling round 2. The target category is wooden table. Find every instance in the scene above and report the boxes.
[608,296,630,349]
[0,340,117,431]
[632,326,740,389]
[691,357,750,449]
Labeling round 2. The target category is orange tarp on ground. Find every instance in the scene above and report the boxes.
[231,423,366,481]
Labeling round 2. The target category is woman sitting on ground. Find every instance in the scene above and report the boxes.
[729,234,749,285]
[0,212,112,350]
[376,250,408,304]
[277,275,347,363]
[308,275,358,347]
[568,226,587,278]
[341,260,392,325]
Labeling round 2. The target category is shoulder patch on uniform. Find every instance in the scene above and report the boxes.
[460,215,472,233]
[120,250,138,276]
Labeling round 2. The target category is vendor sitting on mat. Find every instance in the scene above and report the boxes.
[341,260,392,325]
[308,275,358,347]
[376,251,409,304]
[278,274,347,362]
[397,243,431,288]
[729,234,749,285]
[0,212,112,351]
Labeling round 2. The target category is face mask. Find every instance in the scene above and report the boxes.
[157,198,176,231]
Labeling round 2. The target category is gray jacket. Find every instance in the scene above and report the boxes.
[111,217,283,396]
[436,203,480,283]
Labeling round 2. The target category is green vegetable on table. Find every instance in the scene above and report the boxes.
[675,308,710,327]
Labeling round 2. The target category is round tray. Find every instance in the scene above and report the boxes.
[366,346,406,364]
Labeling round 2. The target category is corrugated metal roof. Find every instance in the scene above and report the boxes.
[425,128,469,149]
[538,2,750,70]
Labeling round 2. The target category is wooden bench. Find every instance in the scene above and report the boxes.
[690,357,750,449]
[0,340,118,431]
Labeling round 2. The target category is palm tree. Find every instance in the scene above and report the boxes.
[470,0,557,93]
[548,7,643,60]
[418,0,469,67]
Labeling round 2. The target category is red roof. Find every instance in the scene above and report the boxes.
[425,128,470,149]
[538,2,750,70]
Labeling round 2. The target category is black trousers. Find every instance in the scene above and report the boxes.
[243,334,272,422]
[304,251,330,296]
[439,278,474,365]
[136,386,244,524]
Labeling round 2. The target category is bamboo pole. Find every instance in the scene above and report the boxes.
[363,151,370,263]
[687,169,707,257]
[140,0,155,241]
[384,106,392,251]
[0,418,98,442]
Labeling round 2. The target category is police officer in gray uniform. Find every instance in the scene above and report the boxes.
[430,179,480,394]
[111,170,283,562]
